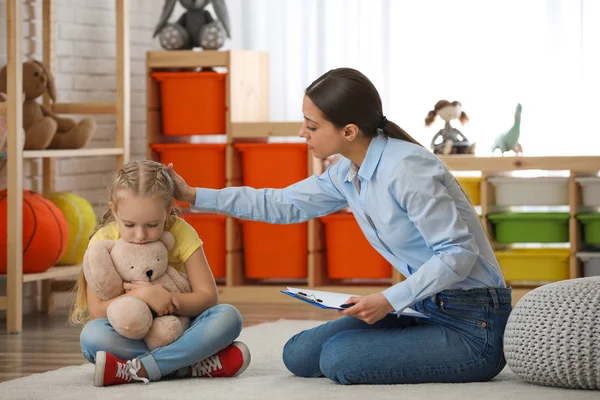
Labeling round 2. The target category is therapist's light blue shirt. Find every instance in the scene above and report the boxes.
[192,135,506,313]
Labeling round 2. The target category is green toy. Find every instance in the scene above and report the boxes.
[491,103,523,156]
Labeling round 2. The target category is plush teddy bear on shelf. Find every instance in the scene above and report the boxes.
[83,231,192,350]
[0,59,96,150]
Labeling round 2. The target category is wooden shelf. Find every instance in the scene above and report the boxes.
[21,265,81,282]
[439,155,600,172]
[0,266,80,311]
[147,50,229,68]
[230,122,302,138]
[23,148,124,159]
[52,102,116,115]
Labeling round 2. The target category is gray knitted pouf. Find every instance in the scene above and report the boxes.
[504,277,600,390]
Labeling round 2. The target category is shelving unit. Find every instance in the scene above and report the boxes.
[146,51,600,309]
[447,155,599,296]
[1,0,130,333]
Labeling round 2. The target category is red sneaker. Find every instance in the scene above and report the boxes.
[192,341,251,378]
[94,351,149,387]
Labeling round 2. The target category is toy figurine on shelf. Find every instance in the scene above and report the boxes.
[425,100,475,155]
[491,103,523,156]
[153,0,231,51]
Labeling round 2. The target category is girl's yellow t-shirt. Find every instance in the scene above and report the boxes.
[88,215,203,272]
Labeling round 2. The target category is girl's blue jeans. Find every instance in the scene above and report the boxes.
[80,304,242,381]
[283,287,512,385]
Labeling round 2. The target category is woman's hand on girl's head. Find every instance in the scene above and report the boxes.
[166,163,196,204]
[340,293,395,324]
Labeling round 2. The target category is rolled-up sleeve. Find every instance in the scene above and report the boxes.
[192,162,349,224]
[382,154,479,313]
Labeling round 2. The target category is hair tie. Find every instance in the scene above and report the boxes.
[379,116,387,129]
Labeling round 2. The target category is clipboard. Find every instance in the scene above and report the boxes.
[281,287,429,319]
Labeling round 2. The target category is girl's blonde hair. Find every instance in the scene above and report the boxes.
[70,160,177,325]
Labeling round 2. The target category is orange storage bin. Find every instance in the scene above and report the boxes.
[320,212,392,279]
[234,142,309,279]
[152,71,226,136]
[241,221,308,279]
[151,143,226,207]
[180,213,226,279]
[233,143,308,187]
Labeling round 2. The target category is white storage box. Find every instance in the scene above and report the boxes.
[488,177,569,206]
[575,177,600,207]
[577,252,600,277]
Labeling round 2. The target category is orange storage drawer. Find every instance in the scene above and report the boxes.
[233,143,308,187]
[152,71,226,136]
[320,212,392,279]
[241,221,308,279]
[180,213,226,279]
[151,143,226,207]
[234,142,309,279]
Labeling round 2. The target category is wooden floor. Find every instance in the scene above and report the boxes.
[0,303,335,383]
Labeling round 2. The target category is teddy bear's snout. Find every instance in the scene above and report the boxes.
[146,269,153,279]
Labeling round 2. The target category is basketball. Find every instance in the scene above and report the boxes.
[0,190,69,274]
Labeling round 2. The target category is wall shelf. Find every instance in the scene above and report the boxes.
[1,0,131,333]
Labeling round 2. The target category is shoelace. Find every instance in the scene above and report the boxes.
[193,355,223,377]
[116,359,149,384]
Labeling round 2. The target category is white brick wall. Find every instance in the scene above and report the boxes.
[0,0,162,216]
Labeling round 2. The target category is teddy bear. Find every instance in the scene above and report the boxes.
[83,231,192,350]
[0,59,96,150]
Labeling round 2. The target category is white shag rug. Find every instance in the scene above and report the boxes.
[0,319,597,400]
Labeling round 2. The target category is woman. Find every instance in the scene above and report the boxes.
[167,67,511,385]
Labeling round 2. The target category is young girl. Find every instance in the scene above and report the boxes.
[71,160,250,387]
[167,68,512,385]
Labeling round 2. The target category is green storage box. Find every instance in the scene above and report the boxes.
[487,212,570,243]
[576,213,600,245]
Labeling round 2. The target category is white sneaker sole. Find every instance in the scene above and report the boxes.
[231,341,251,377]
[94,351,107,387]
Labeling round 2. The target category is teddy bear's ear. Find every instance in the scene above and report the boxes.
[31,60,56,103]
[0,66,7,94]
[82,240,123,300]
[159,231,175,251]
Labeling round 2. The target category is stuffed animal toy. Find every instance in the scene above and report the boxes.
[425,100,475,155]
[491,103,523,156]
[0,59,96,150]
[83,231,192,350]
[153,0,231,50]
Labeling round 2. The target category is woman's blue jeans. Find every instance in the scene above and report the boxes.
[283,287,512,385]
